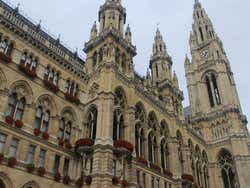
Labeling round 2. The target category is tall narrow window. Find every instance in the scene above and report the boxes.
[63,158,70,176]
[212,74,221,105]
[34,107,43,129]
[53,155,60,174]
[0,133,7,153]
[14,98,26,121]
[57,119,72,143]
[65,122,71,143]
[205,76,215,107]
[26,145,36,164]
[155,64,159,78]
[8,138,19,157]
[38,149,46,168]
[199,27,204,41]
[34,107,50,133]
[41,111,50,133]
[87,108,98,140]
[5,93,17,117]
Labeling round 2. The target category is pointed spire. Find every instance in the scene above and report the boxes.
[125,24,132,43]
[90,21,98,39]
[152,28,167,56]
[173,71,179,88]
[190,0,217,48]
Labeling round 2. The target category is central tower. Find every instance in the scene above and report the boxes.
[84,0,136,76]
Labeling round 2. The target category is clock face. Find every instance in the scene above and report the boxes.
[200,50,209,59]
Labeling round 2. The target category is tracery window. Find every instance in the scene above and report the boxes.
[57,118,72,143]
[218,149,237,188]
[44,66,60,86]
[20,52,39,71]
[5,93,26,121]
[148,133,157,164]
[113,88,126,141]
[0,37,13,56]
[34,106,50,133]
[135,103,146,157]
[65,79,79,97]
[205,72,221,108]
[160,139,169,169]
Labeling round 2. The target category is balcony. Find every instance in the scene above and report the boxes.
[75,138,94,155]
[18,62,37,79]
[65,92,80,105]
[0,52,12,63]
[113,140,134,157]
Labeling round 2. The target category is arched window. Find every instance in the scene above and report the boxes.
[135,124,144,157]
[113,110,124,141]
[113,88,126,141]
[205,76,214,107]
[199,27,204,41]
[57,118,72,143]
[211,74,221,105]
[87,107,98,140]
[34,107,50,133]
[160,139,169,169]
[5,93,26,121]
[218,149,237,188]
[202,151,209,188]
[148,133,157,164]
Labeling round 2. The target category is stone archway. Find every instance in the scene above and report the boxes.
[0,172,14,188]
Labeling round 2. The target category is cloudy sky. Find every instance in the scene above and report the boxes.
[7,0,250,129]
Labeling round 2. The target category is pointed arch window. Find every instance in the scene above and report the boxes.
[160,140,169,169]
[199,27,204,41]
[218,150,237,188]
[205,76,214,107]
[148,134,157,164]
[34,107,50,133]
[57,118,72,143]
[6,93,26,121]
[113,110,124,141]
[87,107,98,140]
[211,74,221,105]
[135,125,144,157]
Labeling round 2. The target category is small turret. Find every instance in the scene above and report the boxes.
[90,21,98,40]
[125,24,132,43]
[150,28,172,85]
[173,71,179,88]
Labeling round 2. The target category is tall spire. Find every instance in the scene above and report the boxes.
[190,0,217,49]
[152,28,167,56]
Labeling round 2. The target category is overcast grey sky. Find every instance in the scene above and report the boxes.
[7,0,250,129]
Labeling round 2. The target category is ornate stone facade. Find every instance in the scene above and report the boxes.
[0,0,249,188]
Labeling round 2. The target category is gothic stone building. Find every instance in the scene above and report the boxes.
[0,0,249,188]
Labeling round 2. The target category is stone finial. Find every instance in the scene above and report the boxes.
[90,21,98,39]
